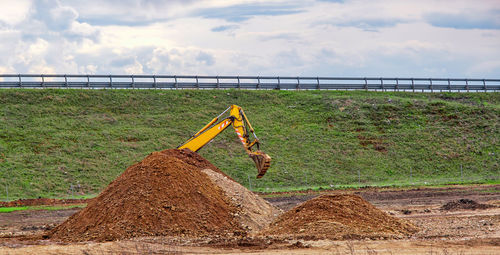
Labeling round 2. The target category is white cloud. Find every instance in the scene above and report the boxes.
[468,60,500,76]
[0,66,14,74]
[28,38,50,55]
[49,4,78,29]
[78,64,98,74]
[124,59,144,74]
[144,47,219,74]
[67,21,100,40]
[14,38,49,66]
[0,0,31,25]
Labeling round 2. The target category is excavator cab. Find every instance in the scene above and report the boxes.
[177,105,271,178]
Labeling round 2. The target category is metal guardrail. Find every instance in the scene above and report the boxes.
[0,74,499,91]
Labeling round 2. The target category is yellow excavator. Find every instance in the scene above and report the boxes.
[177,105,271,178]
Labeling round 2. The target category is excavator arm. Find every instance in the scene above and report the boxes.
[177,105,271,178]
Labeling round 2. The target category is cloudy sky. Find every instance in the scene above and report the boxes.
[0,0,499,77]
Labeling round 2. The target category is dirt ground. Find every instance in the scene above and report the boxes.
[1,184,499,254]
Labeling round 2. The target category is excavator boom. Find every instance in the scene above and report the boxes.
[177,105,271,178]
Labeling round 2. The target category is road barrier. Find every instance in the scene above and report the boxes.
[1,74,499,91]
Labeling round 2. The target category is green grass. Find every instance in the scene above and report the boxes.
[0,89,498,199]
[0,206,28,213]
[0,204,86,213]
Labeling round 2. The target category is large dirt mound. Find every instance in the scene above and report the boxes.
[48,149,257,242]
[440,199,496,211]
[260,194,418,240]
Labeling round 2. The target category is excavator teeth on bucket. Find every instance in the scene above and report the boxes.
[249,151,271,179]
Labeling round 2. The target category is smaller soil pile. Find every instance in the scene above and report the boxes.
[260,194,418,240]
[440,199,496,211]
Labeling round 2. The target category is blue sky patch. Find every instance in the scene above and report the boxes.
[316,0,344,3]
[211,25,239,32]
[195,3,304,22]
[425,11,500,30]
[333,18,407,31]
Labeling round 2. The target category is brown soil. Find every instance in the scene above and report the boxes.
[1,185,499,254]
[440,199,496,211]
[260,194,418,240]
[47,149,246,242]
[0,198,90,208]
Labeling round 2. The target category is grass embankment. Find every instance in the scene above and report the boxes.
[0,89,498,199]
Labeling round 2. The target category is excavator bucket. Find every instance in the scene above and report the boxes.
[249,151,271,178]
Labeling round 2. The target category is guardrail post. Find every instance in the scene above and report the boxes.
[87,75,90,88]
[131,75,135,89]
[429,78,433,92]
[153,75,157,89]
[411,78,415,92]
[395,78,399,91]
[216,76,220,89]
[41,74,45,88]
[296,77,300,90]
[380,78,384,91]
[173,75,177,89]
[277,76,281,90]
[18,74,22,88]
[364,78,367,91]
[237,76,241,89]
[109,75,112,89]
[316,77,320,89]
[196,76,199,89]
[257,76,260,89]
[447,78,451,91]
[465,79,469,92]
[483,79,487,92]
[65,75,68,88]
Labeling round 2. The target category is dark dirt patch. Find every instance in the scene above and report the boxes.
[260,194,418,240]
[47,149,245,242]
[356,185,500,206]
[458,237,500,247]
[0,198,90,208]
[264,195,317,211]
[287,241,310,249]
[357,135,388,153]
[440,199,496,211]
[208,237,276,249]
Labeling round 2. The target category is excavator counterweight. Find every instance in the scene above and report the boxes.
[177,105,271,178]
